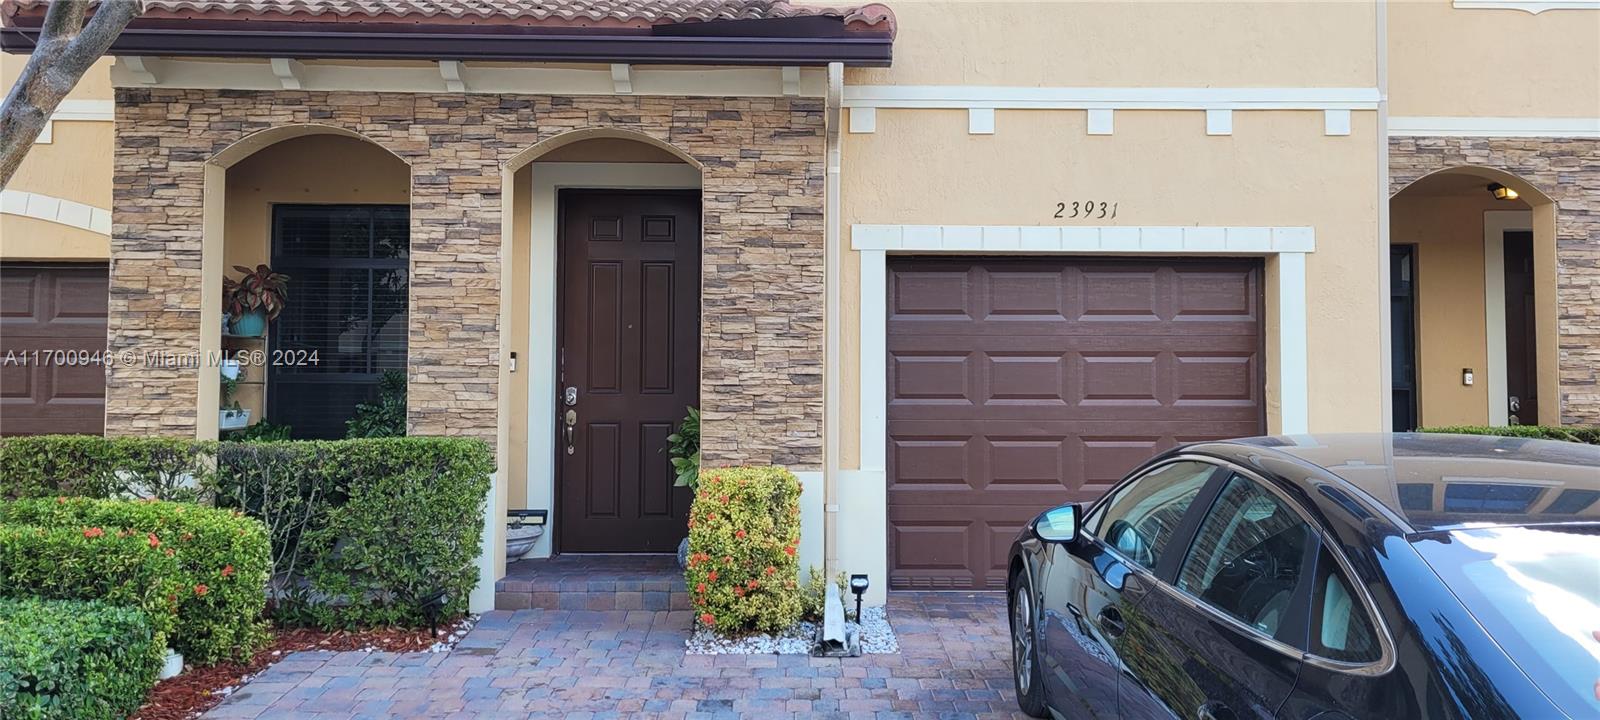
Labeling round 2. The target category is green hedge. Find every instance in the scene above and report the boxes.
[0,524,179,657]
[0,436,212,501]
[0,498,269,665]
[0,597,162,720]
[685,466,803,633]
[210,438,492,628]
[1418,425,1600,445]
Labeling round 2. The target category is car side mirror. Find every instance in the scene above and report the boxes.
[1032,503,1081,544]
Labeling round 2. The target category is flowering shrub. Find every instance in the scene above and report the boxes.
[684,466,803,633]
[0,523,180,662]
[0,497,270,664]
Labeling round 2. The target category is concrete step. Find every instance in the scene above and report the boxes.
[494,554,691,611]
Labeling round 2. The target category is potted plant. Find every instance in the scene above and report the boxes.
[223,264,289,337]
[219,374,250,430]
[666,406,699,567]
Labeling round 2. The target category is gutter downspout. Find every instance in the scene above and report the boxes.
[1376,0,1393,433]
[823,61,843,581]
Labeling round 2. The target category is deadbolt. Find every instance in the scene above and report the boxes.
[564,386,579,406]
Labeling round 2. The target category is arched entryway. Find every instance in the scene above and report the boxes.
[500,130,704,559]
[200,126,411,439]
[1389,166,1557,429]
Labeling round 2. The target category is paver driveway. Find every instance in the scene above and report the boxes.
[205,592,1030,719]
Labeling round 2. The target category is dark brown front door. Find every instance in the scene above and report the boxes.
[886,257,1265,590]
[1503,231,1538,425]
[558,190,699,553]
[1,263,108,436]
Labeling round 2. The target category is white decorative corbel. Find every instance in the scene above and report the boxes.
[118,56,158,85]
[269,58,304,90]
[439,60,466,93]
[782,66,801,96]
[610,63,633,94]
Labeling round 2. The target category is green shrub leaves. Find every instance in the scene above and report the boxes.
[685,467,803,633]
[0,597,163,720]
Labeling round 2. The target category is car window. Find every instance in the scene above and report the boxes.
[1309,549,1382,663]
[1090,461,1216,571]
[1178,474,1314,640]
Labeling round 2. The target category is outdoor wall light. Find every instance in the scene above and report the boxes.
[1488,183,1519,201]
[849,574,869,622]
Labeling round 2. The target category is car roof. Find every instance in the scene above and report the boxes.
[1177,433,1600,534]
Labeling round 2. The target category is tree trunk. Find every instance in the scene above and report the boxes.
[0,0,142,189]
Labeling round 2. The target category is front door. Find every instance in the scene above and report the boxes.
[1503,231,1538,425]
[558,190,700,553]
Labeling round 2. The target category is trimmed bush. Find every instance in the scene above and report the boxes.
[0,524,179,655]
[0,597,163,720]
[0,435,213,501]
[1418,425,1600,445]
[209,437,492,628]
[0,498,270,665]
[685,466,803,633]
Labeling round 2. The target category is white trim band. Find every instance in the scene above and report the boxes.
[1452,1,1599,13]
[110,57,828,98]
[842,85,1381,110]
[1389,116,1600,138]
[0,189,112,235]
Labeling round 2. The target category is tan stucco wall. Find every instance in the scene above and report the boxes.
[1389,192,1530,427]
[838,108,1385,467]
[849,1,1376,87]
[1388,0,1600,118]
[221,134,410,423]
[1,56,113,261]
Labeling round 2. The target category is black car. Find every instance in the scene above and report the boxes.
[1007,433,1600,720]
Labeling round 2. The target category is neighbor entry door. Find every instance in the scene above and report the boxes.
[557,190,700,553]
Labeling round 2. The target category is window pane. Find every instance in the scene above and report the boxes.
[1094,461,1215,570]
[372,206,408,260]
[277,206,374,258]
[1178,475,1313,638]
[1310,552,1381,663]
[273,267,372,373]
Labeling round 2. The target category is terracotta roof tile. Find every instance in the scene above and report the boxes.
[5,1,895,34]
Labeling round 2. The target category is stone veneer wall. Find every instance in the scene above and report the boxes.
[1390,136,1600,425]
[111,89,825,468]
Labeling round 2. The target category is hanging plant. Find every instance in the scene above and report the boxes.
[223,264,291,322]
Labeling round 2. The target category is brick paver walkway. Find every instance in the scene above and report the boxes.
[205,592,1029,719]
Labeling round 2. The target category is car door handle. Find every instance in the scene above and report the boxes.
[1096,607,1125,638]
[1198,701,1237,720]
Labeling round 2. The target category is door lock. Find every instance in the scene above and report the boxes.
[564,409,577,455]
[564,386,579,406]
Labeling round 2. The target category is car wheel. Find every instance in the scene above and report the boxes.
[1010,572,1049,718]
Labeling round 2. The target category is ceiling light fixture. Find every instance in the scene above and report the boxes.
[1488,183,1519,201]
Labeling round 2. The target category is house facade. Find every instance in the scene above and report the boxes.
[1,0,1595,608]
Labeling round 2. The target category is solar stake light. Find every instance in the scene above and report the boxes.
[849,574,869,622]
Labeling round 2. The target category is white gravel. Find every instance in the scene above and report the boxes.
[685,607,898,655]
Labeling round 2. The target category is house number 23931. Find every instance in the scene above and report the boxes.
[1054,201,1118,220]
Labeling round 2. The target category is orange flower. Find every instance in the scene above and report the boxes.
[696,583,706,594]
[164,548,175,557]
[708,570,718,582]
[82,527,104,539]
[733,587,745,597]
[707,513,717,522]
[56,497,67,504]
[182,533,194,542]
[147,533,161,549]
[167,594,178,604]
[719,495,729,504]
[221,565,235,578]
[700,612,715,625]
[784,545,797,557]
[764,566,776,575]
[723,556,733,565]
[194,584,208,596]
[747,579,759,589]
[734,530,746,540]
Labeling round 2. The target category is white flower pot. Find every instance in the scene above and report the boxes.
[161,649,183,679]
[219,408,251,430]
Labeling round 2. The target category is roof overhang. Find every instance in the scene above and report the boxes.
[0,16,893,66]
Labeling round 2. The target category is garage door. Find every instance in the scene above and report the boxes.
[886,257,1265,590]
[0,264,109,435]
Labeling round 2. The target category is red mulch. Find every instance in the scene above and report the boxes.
[131,620,467,720]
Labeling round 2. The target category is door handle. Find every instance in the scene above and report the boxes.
[1096,606,1125,638]
[1197,702,1236,720]
[563,409,577,455]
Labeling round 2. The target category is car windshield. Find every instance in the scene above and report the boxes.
[1415,524,1600,717]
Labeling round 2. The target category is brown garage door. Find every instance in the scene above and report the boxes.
[886,256,1265,590]
[1,264,109,435]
